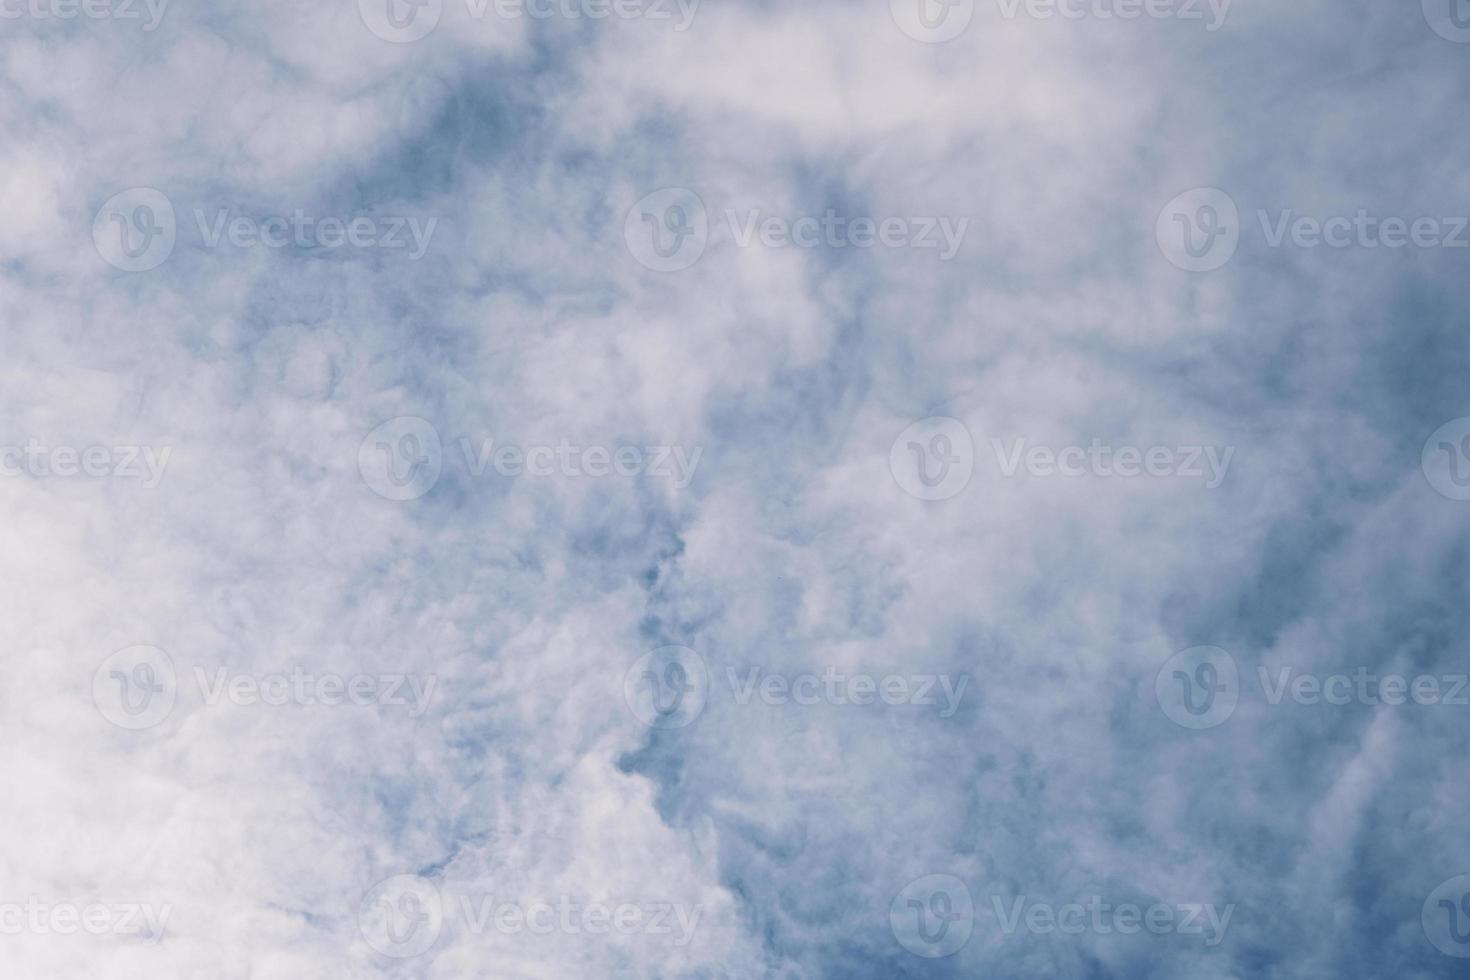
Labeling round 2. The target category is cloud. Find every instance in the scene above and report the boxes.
[3,0,1469,977]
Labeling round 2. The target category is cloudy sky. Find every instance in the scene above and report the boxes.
[3,0,1470,977]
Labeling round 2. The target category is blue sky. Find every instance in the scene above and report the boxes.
[3,1,1470,977]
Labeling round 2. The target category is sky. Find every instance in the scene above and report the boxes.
[3,0,1470,978]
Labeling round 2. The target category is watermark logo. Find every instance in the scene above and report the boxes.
[991,896,1233,946]
[725,667,969,717]
[890,0,975,42]
[360,0,698,41]
[1159,654,1469,718]
[1159,188,1470,271]
[1257,210,1469,251]
[0,0,169,30]
[1422,418,1470,501]
[1425,875,1470,957]
[625,188,708,272]
[456,436,701,487]
[0,441,172,487]
[193,209,437,258]
[1155,646,1238,729]
[359,0,442,42]
[1156,187,1239,272]
[891,874,973,958]
[359,417,444,502]
[1424,0,1470,43]
[625,191,969,270]
[623,646,709,729]
[92,653,438,730]
[995,0,1230,29]
[0,899,172,941]
[1258,667,1468,707]
[991,438,1233,488]
[193,667,436,715]
[95,191,437,271]
[457,894,701,944]
[359,877,700,955]
[725,210,968,259]
[93,188,176,273]
[359,874,445,958]
[358,419,704,501]
[889,417,975,501]
[93,645,178,730]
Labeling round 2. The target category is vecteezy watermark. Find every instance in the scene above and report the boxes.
[0,441,171,487]
[92,188,437,272]
[888,418,1233,500]
[890,0,975,43]
[357,875,702,959]
[724,210,968,260]
[0,899,172,942]
[0,0,168,30]
[890,0,1227,40]
[1157,187,1470,272]
[357,417,703,501]
[1423,0,1470,43]
[622,647,968,728]
[1259,667,1470,707]
[623,646,709,729]
[92,188,176,272]
[726,667,969,718]
[1424,874,1470,958]
[193,209,437,259]
[891,874,974,958]
[1252,658,1463,718]
[359,875,445,958]
[990,438,1234,488]
[623,188,709,272]
[1421,418,1470,501]
[623,188,970,272]
[991,895,1234,946]
[995,0,1231,30]
[889,417,976,501]
[1155,646,1240,729]
[92,645,437,730]
[1156,647,1470,730]
[357,0,699,43]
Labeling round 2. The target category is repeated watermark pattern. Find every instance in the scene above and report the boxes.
[358,417,702,501]
[890,876,1231,958]
[623,646,710,729]
[1423,0,1470,43]
[0,0,167,29]
[991,895,1233,946]
[624,188,969,272]
[890,0,975,42]
[891,875,974,958]
[0,899,171,941]
[888,417,977,501]
[990,438,1233,488]
[1157,187,1470,272]
[358,875,701,959]
[889,416,1232,500]
[1425,875,1470,958]
[622,647,969,728]
[0,441,171,487]
[890,0,1230,42]
[1422,418,1470,501]
[358,0,699,43]
[727,667,968,717]
[93,188,437,272]
[1156,646,1470,729]
[93,645,437,730]
[994,0,1230,29]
